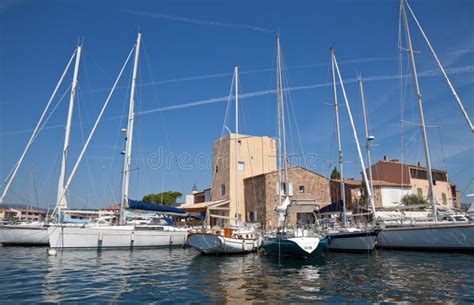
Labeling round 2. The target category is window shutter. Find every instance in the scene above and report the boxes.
[289,183,293,196]
[276,182,280,195]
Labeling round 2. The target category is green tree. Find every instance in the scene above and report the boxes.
[142,191,182,206]
[401,194,429,206]
[330,167,341,180]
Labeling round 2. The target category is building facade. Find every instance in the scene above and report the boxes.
[244,166,332,230]
[181,133,277,226]
[2,208,46,222]
[368,158,456,209]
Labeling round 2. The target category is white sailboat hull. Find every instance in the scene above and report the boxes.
[187,233,259,254]
[377,222,474,251]
[327,228,380,252]
[48,225,188,249]
[0,224,49,246]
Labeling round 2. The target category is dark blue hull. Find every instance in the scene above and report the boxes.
[262,236,327,259]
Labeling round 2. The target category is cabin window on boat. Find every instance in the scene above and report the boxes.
[417,187,423,198]
[442,193,447,205]
[219,184,225,196]
[237,161,245,171]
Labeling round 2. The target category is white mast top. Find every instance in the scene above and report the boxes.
[277,35,289,194]
[358,77,375,201]
[275,34,291,227]
[332,49,376,217]
[0,49,76,205]
[401,1,437,221]
[56,44,82,211]
[405,1,473,133]
[120,32,142,225]
[51,42,136,218]
[234,65,240,224]
[330,47,347,226]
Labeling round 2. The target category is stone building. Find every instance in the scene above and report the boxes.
[243,166,332,230]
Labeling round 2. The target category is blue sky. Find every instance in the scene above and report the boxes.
[0,0,473,209]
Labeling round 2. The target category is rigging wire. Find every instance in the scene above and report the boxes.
[142,40,186,195]
[210,70,235,196]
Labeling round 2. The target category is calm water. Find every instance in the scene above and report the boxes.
[0,247,473,304]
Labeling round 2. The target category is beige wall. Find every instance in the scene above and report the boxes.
[210,134,277,225]
[410,178,454,209]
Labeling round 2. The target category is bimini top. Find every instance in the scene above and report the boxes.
[128,199,187,215]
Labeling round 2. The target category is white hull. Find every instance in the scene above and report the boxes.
[187,233,259,254]
[48,225,188,249]
[327,231,378,252]
[377,222,474,251]
[0,224,49,246]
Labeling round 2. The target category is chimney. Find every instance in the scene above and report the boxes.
[383,155,387,161]
[417,161,421,167]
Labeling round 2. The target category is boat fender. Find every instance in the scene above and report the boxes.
[47,249,57,257]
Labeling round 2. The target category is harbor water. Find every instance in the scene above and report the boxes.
[0,247,473,304]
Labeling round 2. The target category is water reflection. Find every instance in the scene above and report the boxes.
[0,247,473,303]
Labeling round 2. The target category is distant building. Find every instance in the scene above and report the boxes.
[2,208,46,222]
[244,166,332,230]
[180,133,277,227]
[367,157,456,209]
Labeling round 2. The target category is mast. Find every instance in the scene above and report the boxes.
[276,34,289,199]
[120,33,141,225]
[330,47,347,226]
[332,48,376,219]
[401,1,437,221]
[0,50,76,205]
[276,35,282,209]
[358,77,375,199]
[234,65,240,224]
[405,1,473,133]
[56,44,82,212]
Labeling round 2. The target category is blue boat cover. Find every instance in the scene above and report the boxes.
[61,216,91,224]
[128,199,187,215]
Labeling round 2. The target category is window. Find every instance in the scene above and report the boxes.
[219,184,225,196]
[276,182,293,196]
[433,172,447,182]
[442,193,447,205]
[417,187,423,198]
[237,161,245,171]
[248,211,257,222]
[299,185,305,193]
[410,168,428,180]
[215,165,219,173]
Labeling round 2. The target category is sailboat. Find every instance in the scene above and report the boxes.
[323,47,381,252]
[0,44,83,246]
[187,66,262,254]
[261,35,327,259]
[376,1,474,251]
[48,33,189,249]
